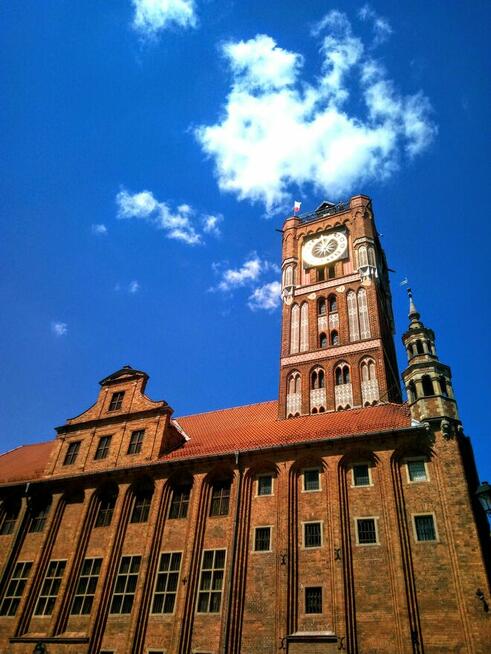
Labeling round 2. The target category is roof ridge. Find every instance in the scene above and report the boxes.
[176,399,277,420]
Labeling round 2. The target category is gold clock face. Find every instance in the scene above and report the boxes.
[302,231,347,267]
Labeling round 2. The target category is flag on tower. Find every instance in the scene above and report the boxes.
[293,201,301,214]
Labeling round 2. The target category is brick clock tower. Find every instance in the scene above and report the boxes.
[279,195,401,419]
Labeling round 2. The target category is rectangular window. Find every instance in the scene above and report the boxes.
[151,552,182,614]
[305,587,322,614]
[356,518,378,545]
[317,267,326,282]
[254,526,272,552]
[130,493,152,523]
[127,429,145,455]
[95,496,116,528]
[257,475,273,496]
[108,391,125,412]
[110,555,141,614]
[0,561,32,616]
[28,503,51,533]
[414,515,437,541]
[0,503,20,535]
[328,265,336,279]
[303,468,320,492]
[352,464,371,487]
[197,549,226,613]
[34,560,66,615]
[407,460,428,482]
[71,557,102,615]
[169,486,190,519]
[63,441,81,466]
[94,435,112,461]
[303,522,322,548]
[210,481,230,517]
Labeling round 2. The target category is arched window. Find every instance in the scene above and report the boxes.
[408,381,417,403]
[290,304,300,354]
[416,340,424,355]
[335,367,343,386]
[347,291,360,341]
[95,484,118,528]
[357,288,371,339]
[317,298,326,316]
[334,364,353,409]
[311,368,325,389]
[335,365,350,385]
[357,245,368,268]
[310,367,326,413]
[328,294,337,312]
[360,357,379,406]
[300,302,309,352]
[319,332,327,348]
[367,246,376,267]
[422,375,434,397]
[287,371,302,418]
[284,265,293,287]
[439,376,448,397]
[331,330,339,345]
[130,483,153,523]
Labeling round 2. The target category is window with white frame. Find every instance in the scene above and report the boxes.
[414,514,437,542]
[355,518,378,545]
[110,555,141,614]
[257,474,273,496]
[0,561,32,616]
[152,552,182,614]
[302,468,320,492]
[34,560,67,615]
[197,549,226,613]
[352,464,371,487]
[406,459,428,483]
[254,526,272,551]
[303,522,322,548]
[71,557,102,615]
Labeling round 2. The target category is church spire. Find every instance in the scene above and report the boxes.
[401,287,460,431]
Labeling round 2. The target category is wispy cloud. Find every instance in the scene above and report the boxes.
[115,280,141,294]
[128,280,140,294]
[116,188,220,246]
[132,0,197,37]
[248,280,281,311]
[358,4,392,45]
[51,321,68,337]
[211,254,281,311]
[196,11,436,212]
[91,223,108,235]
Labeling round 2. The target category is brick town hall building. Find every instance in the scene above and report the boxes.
[0,195,490,654]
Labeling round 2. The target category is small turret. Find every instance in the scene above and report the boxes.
[401,288,459,428]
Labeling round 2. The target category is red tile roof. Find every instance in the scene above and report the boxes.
[0,401,412,485]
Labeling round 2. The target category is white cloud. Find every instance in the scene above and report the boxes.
[248,280,281,311]
[214,255,263,292]
[128,280,140,294]
[132,0,197,37]
[91,223,108,235]
[202,214,222,237]
[51,321,68,337]
[358,4,392,45]
[196,12,436,212]
[116,188,202,245]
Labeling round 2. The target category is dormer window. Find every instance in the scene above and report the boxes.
[108,391,125,412]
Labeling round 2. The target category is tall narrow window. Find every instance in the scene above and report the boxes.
[0,561,32,616]
[422,375,434,397]
[34,560,66,615]
[317,267,325,282]
[28,499,51,533]
[328,265,335,279]
[357,288,371,339]
[110,556,141,614]
[328,294,337,312]
[357,245,368,268]
[305,587,322,614]
[347,291,360,341]
[152,552,182,614]
[319,332,327,348]
[130,488,152,523]
[254,526,272,551]
[108,391,125,412]
[71,558,102,615]
[287,371,302,418]
[197,550,226,613]
[317,298,326,315]
[95,435,112,460]
[95,492,117,528]
[331,330,339,345]
[367,246,376,267]
[169,485,191,519]
[311,369,325,389]
[290,304,300,354]
[0,499,20,535]
[210,481,231,516]
[360,357,379,406]
[128,430,145,455]
[300,302,309,352]
[63,441,81,466]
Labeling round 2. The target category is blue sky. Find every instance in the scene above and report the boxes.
[1,1,490,481]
